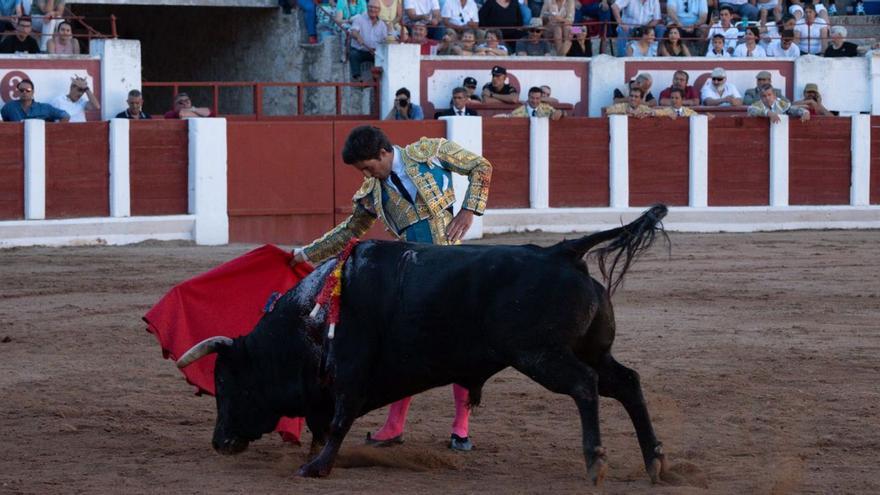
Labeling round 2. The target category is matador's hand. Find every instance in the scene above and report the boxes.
[446,209,474,244]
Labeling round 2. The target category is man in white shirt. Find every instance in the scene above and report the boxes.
[50,76,100,123]
[611,0,663,57]
[765,29,800,57]
[404,0,441,34]
[665,0,708,40]
[349,0,388,81]
[700,67,743,106]
[706,6,739,54]
[441,0,479,31]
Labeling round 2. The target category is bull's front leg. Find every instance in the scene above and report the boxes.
[297,396,362,478]
[305,413,330,459]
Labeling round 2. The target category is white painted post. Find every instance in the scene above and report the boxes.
[89,39,143,121]
[851,114,871,206]
[870,51,880,116]
[377,43,421,120]
[109,118,131,218]
[529,117,550,209]
[188,118,229,245]
[443,115,483,240]
[689,114,709,208]
[24,120,46,220]
[769,116,789,207]
[608,115,629,208]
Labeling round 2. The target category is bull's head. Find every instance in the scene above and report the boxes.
[177,336,282,456]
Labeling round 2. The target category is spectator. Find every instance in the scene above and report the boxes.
[659,24,691,56]
[164,93,213,119]
[541,0,575,54]
[475,28,509,55]
[742,71,781,105]
[515,18,553,55]
[316,0,342,42]
[385,87,424,120]
[540,85,559,104]
[0,16,39,54]
[766,29,799,57]
[747,84,809,123]
[458,29,478,54]
[824,25,858,57]
[604,86,655,117]
[0,0,22,35]
[613,73,656,106]
[627,25,658,56]
[479,0,525,51]
[29,0,65,52]
[50,76,99,122]
[436,28,462,54]
[1,78,69,122]
[659,70,700,106]
[665,0,708,44]
[46,20,81,55]
[404,0,440,35]
[434,86,479,117]
[720,0,758,22]
[755,0,782,26]
[298,0,319,43]
[349,0,387,81]
[760,13,796,50]
[792,83,832,116]
[336,0,367,27]
[789,0,829,22]
[657,87,701,117]
[705,33,730,57]
[115,90,151,119]
[701,67,742,106]
[706,6,738,54]
[408,20,439,54]
[611,0,663,57]
[794,4,827,55]
[441,0,479,31]
[733,26,767,57]
[563,25,591,56]
[579,0,612,54]
[500,86,563,119]
[378,0,405,39]
[463,76,482,101]
[481,65,519,104]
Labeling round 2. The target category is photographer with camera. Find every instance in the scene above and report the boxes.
[792,83,832,116]
[384,87,425,120]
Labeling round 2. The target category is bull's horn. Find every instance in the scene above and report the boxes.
[176,336,233,368]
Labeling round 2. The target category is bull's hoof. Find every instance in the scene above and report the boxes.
[647,445,669,484]
[365,432,404,447]
[588,447,608,486]
[297,462,331,478]
[449,434,474,452]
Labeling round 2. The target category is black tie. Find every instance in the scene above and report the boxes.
[389,172,414,204]
[457,110,463,116]
[532,109,537,116]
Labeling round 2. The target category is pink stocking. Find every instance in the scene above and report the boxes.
[371,396,413,440]
[451,384,470,438]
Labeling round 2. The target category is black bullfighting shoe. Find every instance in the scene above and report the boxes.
[449,434,473,452]
[365,432,405,447]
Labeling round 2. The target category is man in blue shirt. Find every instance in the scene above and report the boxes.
[1,79,70,122]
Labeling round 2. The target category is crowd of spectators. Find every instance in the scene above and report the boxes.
[0,0,84,55]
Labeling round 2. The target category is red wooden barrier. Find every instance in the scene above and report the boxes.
[130,120,189,216]
[227,121,336,244]
[0,124,24,220]
[482,118,530,208]
[45,122,109,219]
[708,117,770,206]
[789,117,851,205]
[871,117,880,205]
[628,118,690,206]
[549,118,609,207]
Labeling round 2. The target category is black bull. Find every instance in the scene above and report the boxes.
[177,205,671,485]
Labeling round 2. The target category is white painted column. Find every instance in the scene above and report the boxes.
[689,115,709,208]
[90,39,143,120]
[529,117,550,209]
[377,43,421,120]
[188,118,229,245]
[24,120,46,220]
[851,114,871,206]
[769,116,789,207]
[608,115,629,208]
[109,119,131,218]
[443,115,483,240]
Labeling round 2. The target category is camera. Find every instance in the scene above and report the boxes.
[398,98,408,107]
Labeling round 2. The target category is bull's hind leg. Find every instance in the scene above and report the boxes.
[596,353,668,483]
[513,352,608,485]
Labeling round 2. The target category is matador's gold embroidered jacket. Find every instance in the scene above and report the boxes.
[302,137,492,263]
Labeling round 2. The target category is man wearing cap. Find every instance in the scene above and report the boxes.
[515,18,553,56]
[481,66,519,104]
[435,86,479,118]
[742,71,782,106]
[463,77,482,102]
[792,83,832,116]
[748,83,810,123]
[659,70,700,107]
[700,67,742,107]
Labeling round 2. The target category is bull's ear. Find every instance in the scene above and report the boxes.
[176,336,233,368]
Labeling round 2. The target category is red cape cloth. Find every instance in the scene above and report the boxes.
[144,244,314,442]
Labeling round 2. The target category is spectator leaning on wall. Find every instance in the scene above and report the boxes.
[51,76,100,123]
[747,84,809,123]
[497,86,564,119]
[792,83,832,116]
[164,93,213,119]
[116,90,152,119]
[742,71,781,106]
[1,78,70,122]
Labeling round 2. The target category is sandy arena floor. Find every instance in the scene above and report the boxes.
[1,229,879,494]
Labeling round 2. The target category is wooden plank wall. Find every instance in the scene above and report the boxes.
[130,120,189,216]
[549,118,609,207]
[789,117,851,205]
[482,118,530,208]
[708,117,770,206]
[45,122,109,218]
[628,118,690,206]
[0,124,24,220]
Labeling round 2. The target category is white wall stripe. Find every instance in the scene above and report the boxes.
[23,120,46,220]
[529,117,550,209]
[444,115,484,240]
[109,118,131,218]
[188,118,229,245]
[689,115,709,208]
[608,115,629,208]
[850,114,870,206]
[769,116,789,207]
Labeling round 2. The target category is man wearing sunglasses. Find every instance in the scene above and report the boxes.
[700,67,742,107]
[50,76,100,123]
[1,78,69,122]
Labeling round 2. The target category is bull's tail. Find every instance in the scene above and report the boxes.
[554,204,669,295]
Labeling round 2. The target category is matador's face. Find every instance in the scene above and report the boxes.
[351,148,393,180]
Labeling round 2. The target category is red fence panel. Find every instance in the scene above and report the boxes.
[45,122,109,219]
[227,121,336,244]
[549,118,609,207]
[789,117,851,205]
[708,117,770,206]
[0,124,24,220]
[482,118,530,208]
[871,117,880,205]
[628,118,690,206]
[130,120,189,216]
